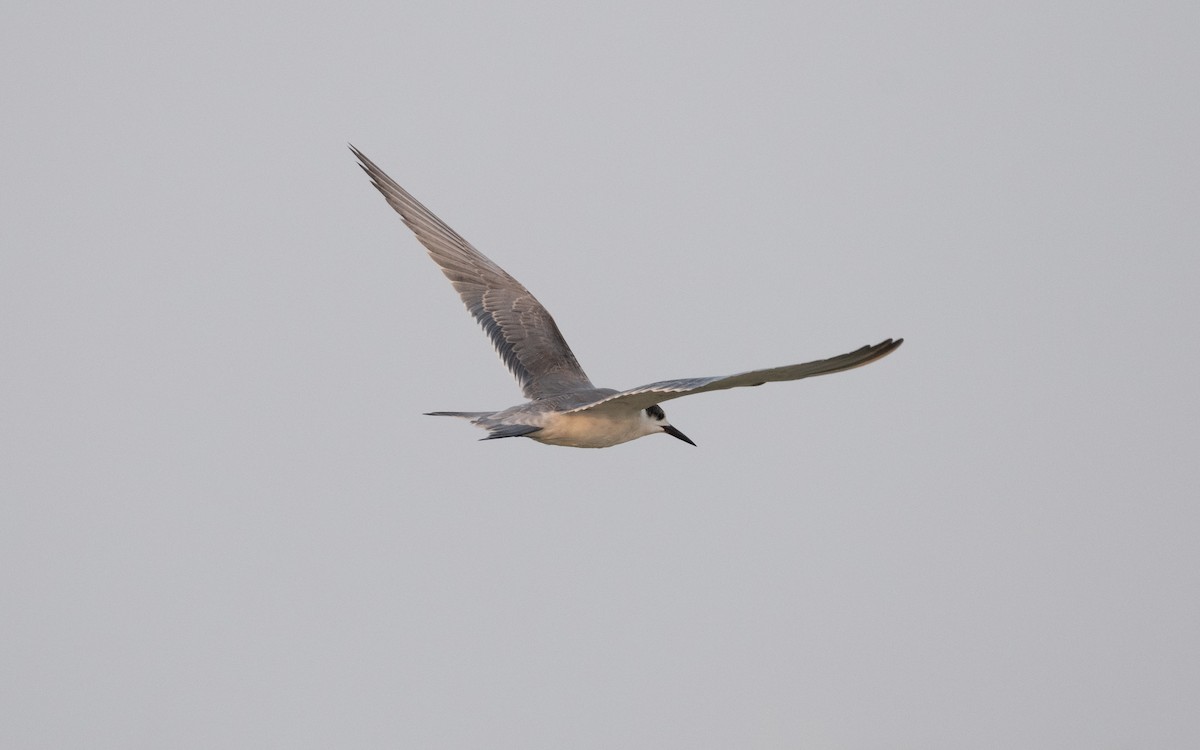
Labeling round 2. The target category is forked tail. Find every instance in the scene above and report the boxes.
[424,411,542,441]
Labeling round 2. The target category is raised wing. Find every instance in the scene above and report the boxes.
[565,338,903,414]
[352,146,594,399]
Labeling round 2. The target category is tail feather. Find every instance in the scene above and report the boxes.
[423,412,541,441]
[480,424,542,440]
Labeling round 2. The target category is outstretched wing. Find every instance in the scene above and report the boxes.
[565,338,903,414]
[352,146,594,400]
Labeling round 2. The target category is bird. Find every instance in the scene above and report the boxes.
[351,146,902,448]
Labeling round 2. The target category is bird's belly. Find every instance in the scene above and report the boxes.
[530,412,644,449]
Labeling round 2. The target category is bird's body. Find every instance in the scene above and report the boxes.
[533,409,661,449]
[433,389,665,448]
[352,146,902,448]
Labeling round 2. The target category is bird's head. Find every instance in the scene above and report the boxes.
[643,404,695,446]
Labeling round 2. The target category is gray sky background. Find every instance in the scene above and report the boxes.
[3,2,1198,748]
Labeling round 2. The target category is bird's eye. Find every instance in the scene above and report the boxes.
[646,405,665,420]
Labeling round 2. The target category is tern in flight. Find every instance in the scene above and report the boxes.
[352,146,902,448]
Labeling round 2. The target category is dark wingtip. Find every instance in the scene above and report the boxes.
[348,144,379,177]
[874,337,904,359]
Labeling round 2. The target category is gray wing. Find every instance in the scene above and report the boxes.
[352,146,594,399]
[565,338,903,414]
